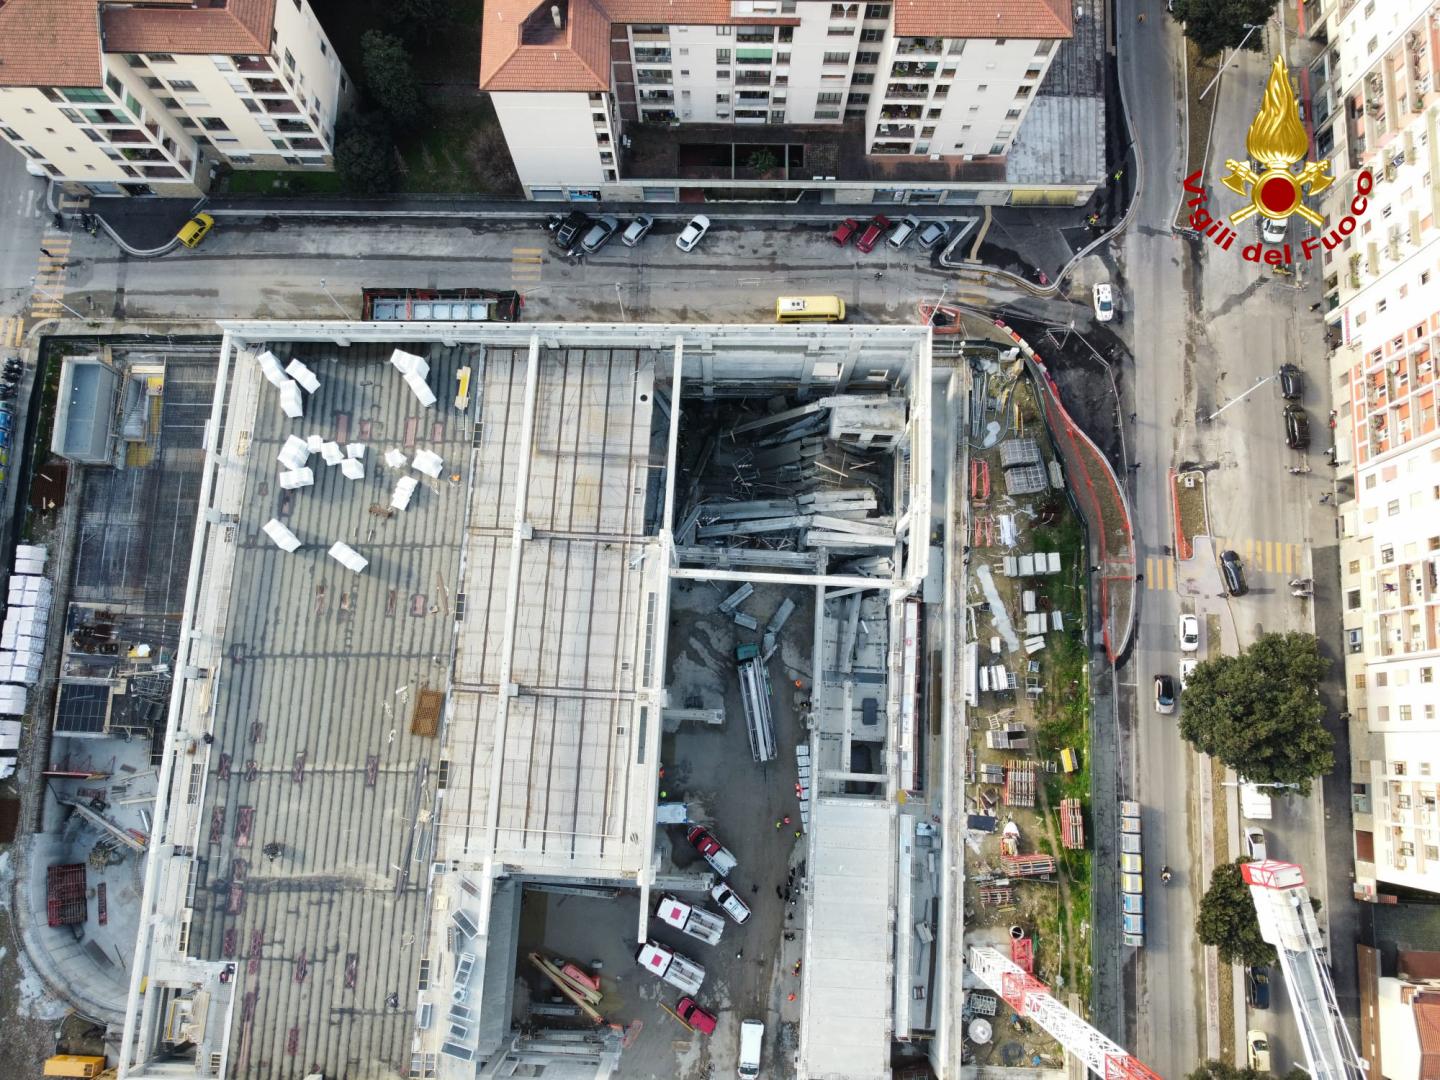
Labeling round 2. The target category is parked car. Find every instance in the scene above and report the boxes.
[1220,549,1249,596]
[1247,1030,1272,1072]
[676,214,711,252]
[1093,282,1115,322]
[856,214,892,253]
[916,220,950,250]
[1154,675,1177,715]
[831,217,861,246]
[886,215,921,249]
[1179,658,1198,688]
[552,211,593,252]
[675,995,717,1035]
[1244,826,1268,861]
[622,215,654,247]
[1278,363,1303,400]
[710,881,752,924]
[1284,403,1311,449]
[1260,215,1287,245]
[1178,613,1200,652]
[685,825,737,877]
[176,212,215,249]
[579,214,620,254]
[1246,966,1271,1009]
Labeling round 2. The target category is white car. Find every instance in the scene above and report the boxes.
[1092,282,1114,322]
[1179,658,1199,687]
[1178,614,1200,652]
[886,215,921,249]
[710,881,752,924]
[1244,826,1268,861]
[1260,216,1287,245]
[675,214,711,252]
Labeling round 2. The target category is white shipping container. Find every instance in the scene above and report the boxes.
[412,450,444,478]
[278,468,315,490]
[328,542,369,574]
[278,434,311,469]
[261,519,302,552]
[285,358,321,393]
[279,380,304,419]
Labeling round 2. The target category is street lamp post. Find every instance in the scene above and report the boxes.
[28,277,84,320]
[1204,372,1276,423]
[318,278,349,319]
[1199,23,1266,102]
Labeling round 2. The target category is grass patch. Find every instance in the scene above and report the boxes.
[1174,470,1208,557]
[1030,510,1094,1004]
[396,100,518,194]
[222,170,347,196]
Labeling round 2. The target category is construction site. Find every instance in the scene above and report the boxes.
[0,317,1169,1080]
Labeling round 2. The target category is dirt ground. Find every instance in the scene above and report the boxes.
[1176,39,1222,229]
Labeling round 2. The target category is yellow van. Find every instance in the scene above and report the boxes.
[176,212,215,249]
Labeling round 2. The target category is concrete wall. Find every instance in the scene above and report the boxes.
[495,92,608,189]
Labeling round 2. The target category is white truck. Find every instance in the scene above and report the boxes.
[636,940,706,996]
[1239,779,1273,820]
[655,895,725,946]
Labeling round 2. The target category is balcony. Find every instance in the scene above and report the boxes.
[262,98,300,115]
[641,90,675,103]
[247,78,285,95]
[641,108,678,122]
[879,104,921,119]
[631,27,670,41]
[277,118,313,133]
[108,128,150,143]
[889,61,936,78]
[634,49,672,64]
[893,37,942,56]
[875,123,915,138]
[738,29,775,42]
[884,83,928,99]
[870,141,911,154]
[233,55,271,73]
[637,70,672,84]
[736,72,772,85]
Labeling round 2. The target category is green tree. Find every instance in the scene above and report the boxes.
[385,0,452,44]
[361,30,423,127]
[1170,0,1278,59]
[1187,1064,1307,1080]
[1187,1063,1258,1080]
[1196,859,1276,968]
[1178,632,1334,793]
[334,112,397,195]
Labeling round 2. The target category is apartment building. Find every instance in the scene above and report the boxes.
[480,0,1099,204]
[1305,0,1440,901]
[0,0,351,197]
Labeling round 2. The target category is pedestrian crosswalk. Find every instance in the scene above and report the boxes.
[511,246,544,283]
[30,232,71,320]
[0,316,24,349]
[1141,540,1305,591]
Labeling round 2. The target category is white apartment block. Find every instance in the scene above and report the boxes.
[480,0,1095,204]
[0,0,351,197]
[1306,0,1440,900]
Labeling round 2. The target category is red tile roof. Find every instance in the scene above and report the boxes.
[101,0,277,55]
[0,0,103,88]
[481,0,612,92]
[893,0,1071,39]
[1417,990,1440,1079]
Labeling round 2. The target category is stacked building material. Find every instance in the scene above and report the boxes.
[1003,760,1037,807]
[2,562,53,687]
[1059,798,1085,850]
[46,863,87,927]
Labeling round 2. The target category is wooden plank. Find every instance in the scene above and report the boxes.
[411,688,444,737]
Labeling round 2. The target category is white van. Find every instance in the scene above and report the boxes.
[738,1019,764,1078]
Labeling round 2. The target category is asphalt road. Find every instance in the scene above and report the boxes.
[1116,5,1349,1076]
